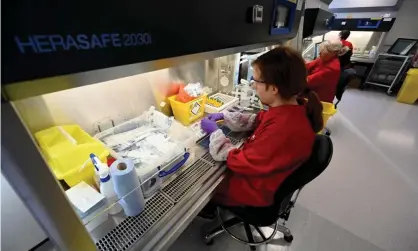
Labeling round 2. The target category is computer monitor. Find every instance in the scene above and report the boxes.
[387,38,418,56]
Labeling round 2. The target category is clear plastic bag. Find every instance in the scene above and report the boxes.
[94,106,196,190]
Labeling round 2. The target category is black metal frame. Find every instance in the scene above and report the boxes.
[204,189,301,250]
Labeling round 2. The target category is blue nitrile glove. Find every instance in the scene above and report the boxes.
[207,113,224,122]
[201,118,219,134]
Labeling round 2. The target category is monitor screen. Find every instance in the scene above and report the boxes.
[388,39,418,55]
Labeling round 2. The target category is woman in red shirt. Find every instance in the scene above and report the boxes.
[339,30,354,69]
[200,47,323,209]
[306,40,348,102]
[339,30,353,51]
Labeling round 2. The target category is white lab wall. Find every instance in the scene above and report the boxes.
[380,0,418,52]
[1,174,48,251]
[13,69,169,135]
[310,35,325,44]
[324,31,377,54]
[12,54,231,136]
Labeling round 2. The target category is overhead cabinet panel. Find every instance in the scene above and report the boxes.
[2,0,303,84]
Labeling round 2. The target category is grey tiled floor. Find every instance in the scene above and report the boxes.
[297,90,418,251]
[168,205,384,251]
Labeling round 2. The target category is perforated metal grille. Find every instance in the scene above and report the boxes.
[227,131,249,141]
[161,159,213,202]
[200,152,216,165]
[228,136,240,145]
[95,192,174,251]
[199,133,243,164]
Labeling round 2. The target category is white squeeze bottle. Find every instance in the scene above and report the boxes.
[98,163,123,215]
[90,153,123,215]
[369,46,377,59]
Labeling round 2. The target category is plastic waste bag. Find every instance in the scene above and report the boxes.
[176,82,204,103]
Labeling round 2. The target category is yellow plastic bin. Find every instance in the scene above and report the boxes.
[35,125,109,187]
[168,94,207,125]
[321,101,337,126]
[397,69,418,104]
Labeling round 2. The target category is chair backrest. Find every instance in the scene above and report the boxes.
[273,135,333,209]
[339,49,353,69]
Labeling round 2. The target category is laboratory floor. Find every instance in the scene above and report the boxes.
[168,204,385,251]
[169,89,418,251]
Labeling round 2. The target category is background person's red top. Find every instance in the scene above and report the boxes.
[306,57,341,103]
[214,105,315,207]
[341,39,353,50]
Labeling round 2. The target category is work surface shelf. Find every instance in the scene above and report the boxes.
[92,130,248,251]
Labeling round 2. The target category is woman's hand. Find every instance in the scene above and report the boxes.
[201,118,219,134]
[207,113,224,122]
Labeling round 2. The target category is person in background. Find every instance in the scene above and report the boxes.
[199,47,323,210]
[306,40,348,103]
[339,30,354,69]
[338,30,357,98]
[339,30,353,51]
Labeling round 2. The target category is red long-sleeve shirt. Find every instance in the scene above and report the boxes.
[306,57,341,102]
[341,39,353,50]
[214,105,315,207]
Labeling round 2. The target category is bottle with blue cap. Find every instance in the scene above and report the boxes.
[90,153,122,215]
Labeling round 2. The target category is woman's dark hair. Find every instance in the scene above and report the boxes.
[252,46,323,133]
[339,30,351,40]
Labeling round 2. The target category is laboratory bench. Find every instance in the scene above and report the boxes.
[351,56,375,64]
[90,127,249,251]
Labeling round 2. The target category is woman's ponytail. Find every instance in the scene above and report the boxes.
[305,90,323,133]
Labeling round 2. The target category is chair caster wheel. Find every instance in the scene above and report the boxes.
[284,235,294,243]
[204,237,214,246]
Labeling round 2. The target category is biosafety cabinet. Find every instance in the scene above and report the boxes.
[2,0,306,250]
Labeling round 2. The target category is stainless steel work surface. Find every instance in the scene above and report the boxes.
[351,56,375,64]
[90,130,248,251]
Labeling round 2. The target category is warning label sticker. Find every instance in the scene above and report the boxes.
[191,102,201,115]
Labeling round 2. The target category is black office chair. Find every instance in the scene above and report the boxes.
[323,68,356,136]
[335,70,356,109]
[204,135,333,250]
